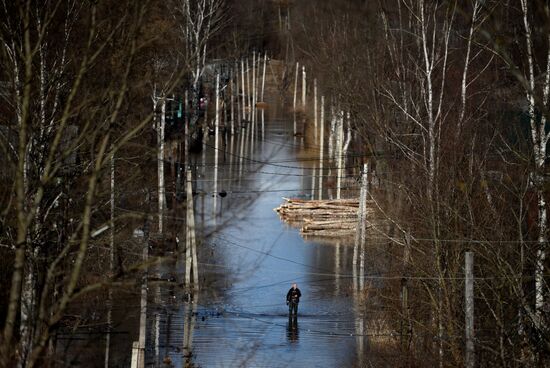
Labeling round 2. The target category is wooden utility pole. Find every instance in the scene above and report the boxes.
[261,52,267,102]
[184,91,189,169]
[250,56,256,161]
[318,96,325,200]
[278,5,282,31]
[301,65,306,107]
[252,52,256,127]
[185,169,198,289]
[131,342,140,368]
[246,57,251,117]
[336,112,344,199]
[313,79,318,140]
[241,59,246,121]
[230,71,234,135]
[401,232,412,347]
[465,251,475,368]
[235,62,241,128]
[105,151,115,368]
[293,62,299,111]
[131,206,149,368]
[354,164,368,267]
[110,152,115,278]
[158,97,166,234]
[213,73,220,221]
[329,104,335,161]
[311,164,316,199]
[359,164,368,289]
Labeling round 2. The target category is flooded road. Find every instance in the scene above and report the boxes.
[152,104,365,367]
[101,96,368,367]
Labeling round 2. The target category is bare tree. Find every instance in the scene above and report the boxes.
[173,0,225,122]
[519,0,550,324]
[0,1,186,366]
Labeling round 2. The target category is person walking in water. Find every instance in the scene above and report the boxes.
[286,283,302,316]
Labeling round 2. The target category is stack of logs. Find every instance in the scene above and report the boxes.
[275,198,371,238]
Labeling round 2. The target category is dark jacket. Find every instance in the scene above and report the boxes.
[286,287,302,304]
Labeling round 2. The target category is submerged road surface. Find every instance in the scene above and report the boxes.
[144,100,367,367]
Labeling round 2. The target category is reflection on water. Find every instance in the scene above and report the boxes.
[287,316,299,343]
[88,91,371,368]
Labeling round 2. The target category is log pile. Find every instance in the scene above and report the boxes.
[275,198,372,238]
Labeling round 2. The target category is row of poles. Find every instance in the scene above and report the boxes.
[292,61,355,201]
[129,51,271,368]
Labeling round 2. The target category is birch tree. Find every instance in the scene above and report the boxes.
[519,0,550,327]
[173,0,225,123]
[0,1,186,366]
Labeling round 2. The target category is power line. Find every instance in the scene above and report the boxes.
[210,234,545,279]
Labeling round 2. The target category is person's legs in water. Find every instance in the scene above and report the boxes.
[289,301,298,315]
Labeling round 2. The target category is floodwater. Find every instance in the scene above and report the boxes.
[61,93,368,367]
[144,103,367,368]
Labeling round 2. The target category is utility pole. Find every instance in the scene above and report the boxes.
[359,163,368,289]
[318,96,325,200]
[252,52,256,127]
[261,52,267,102]
[293,62,299,112]
[213,74,220,220]
[465,251,475,368]
[241,59,246,122]
[235,62,241,128]
[105,149,115,368]
[131,198,149,368]
[158,96,166,234]
[246,57,251,118]
[301,65,306,107]
[185,169,198,289]
[314,79,318,140]
[184,91,189,169]
[354,164,368,266]
[401,232,412,347]
[230,70,234,135]
[336,112,344,199]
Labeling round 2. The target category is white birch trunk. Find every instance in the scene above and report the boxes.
[457,0,480,137]
[521,0,549,319]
